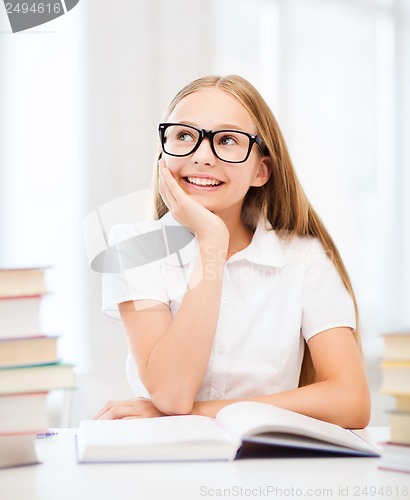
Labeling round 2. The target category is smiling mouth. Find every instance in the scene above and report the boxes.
[184,176,223,187]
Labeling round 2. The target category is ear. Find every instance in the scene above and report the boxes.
[250,156,272,187]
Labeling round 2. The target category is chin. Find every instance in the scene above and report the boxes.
[185,193,214,208]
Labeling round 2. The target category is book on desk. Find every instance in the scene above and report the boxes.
[77,401,380,463]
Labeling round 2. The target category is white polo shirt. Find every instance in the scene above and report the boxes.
[102,212,356,401]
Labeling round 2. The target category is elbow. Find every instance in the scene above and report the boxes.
[140,369,196,415]
[150,390,194,416]
[338,383,371,429]
[349,396,371,429]
[351,380,371,429]
[342,405,370,429]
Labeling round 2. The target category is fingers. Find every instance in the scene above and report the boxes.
[93,398,138,420]
[158,159,176,211]
[98,405,142,420]
[94,398,164,420]
[158,159,186,212]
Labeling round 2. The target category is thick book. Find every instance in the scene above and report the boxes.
[388,410,410,445]
[0,393,49,434]
[395,395,410,412]
[382,330,410,361]
[0,268,48,298]
[381,361,410,394]
[0,362,75,395]
[0,433,39,469]
[0,295,44,339]
[0,335,59,368]
[379,442,410,474]
[77,402,380,463]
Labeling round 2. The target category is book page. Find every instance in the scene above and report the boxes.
[216,402,378,454]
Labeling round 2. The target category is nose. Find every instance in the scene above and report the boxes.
[190,136,216,166]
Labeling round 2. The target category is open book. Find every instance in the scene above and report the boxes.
[77,402,380,463]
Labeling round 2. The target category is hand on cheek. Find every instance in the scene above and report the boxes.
[158,158,177,212]
[157,158,229,242]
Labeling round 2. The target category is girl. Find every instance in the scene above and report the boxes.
[96,75,370,428]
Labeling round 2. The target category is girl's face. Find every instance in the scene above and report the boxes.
[162,88,270,221]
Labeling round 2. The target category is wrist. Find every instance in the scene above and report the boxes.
[198,227,229,254]
[195,219,229,245]
[191,399,230,417]
[199,240,228,268]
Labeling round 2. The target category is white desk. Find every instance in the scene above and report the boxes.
[1,428,409,500]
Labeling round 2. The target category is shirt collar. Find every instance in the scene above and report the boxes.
[160,212,285,268]
[228,218,286,268]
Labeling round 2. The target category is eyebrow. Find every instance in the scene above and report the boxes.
[175,120,250,132]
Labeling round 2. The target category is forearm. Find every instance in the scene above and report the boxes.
[143,238,228,414]
[192,378,371,429]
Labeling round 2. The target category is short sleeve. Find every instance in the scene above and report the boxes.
[101,223,169,321]
[301,238,356,341]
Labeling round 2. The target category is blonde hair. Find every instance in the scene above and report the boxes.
[153,75,361,387]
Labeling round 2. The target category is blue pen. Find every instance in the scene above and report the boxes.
[36,431,58,439]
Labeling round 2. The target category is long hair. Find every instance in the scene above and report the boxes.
[153,75,361,387]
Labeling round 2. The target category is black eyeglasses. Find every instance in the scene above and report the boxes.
[158,123,268,164]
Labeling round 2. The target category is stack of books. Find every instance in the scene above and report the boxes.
[379,330,410,474]
[0,267,75,468]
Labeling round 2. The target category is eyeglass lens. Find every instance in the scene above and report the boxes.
[162,124,252,163]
